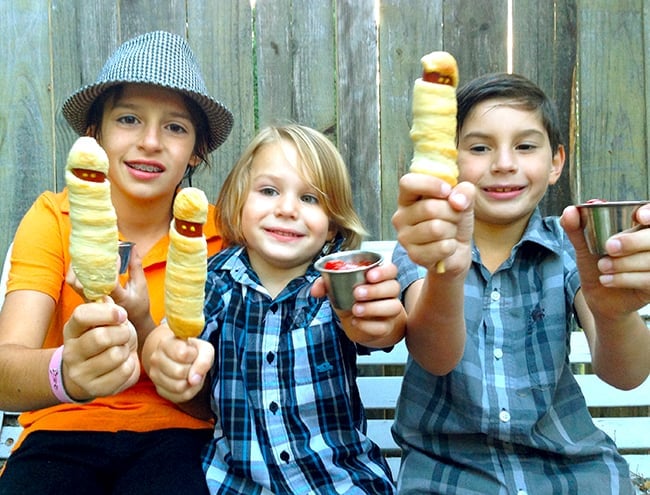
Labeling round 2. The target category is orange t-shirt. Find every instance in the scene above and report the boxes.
[6,189,222,446]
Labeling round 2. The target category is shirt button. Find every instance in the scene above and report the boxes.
[266,351,275,364]
[499,409,511,423]
[493,348,503,360]
[269,401,279,414]
[491,290,500,301]
[280,450,290,463]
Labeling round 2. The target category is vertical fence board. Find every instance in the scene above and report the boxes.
[189,0,255,201]
[444,0,508,81]
[336,0,381,239]
[118,0,186,40]
[0,2,53,258]
[50,1,121,193]
[577,0,647,202]
[378,0,444,239]
[512,0,577,215]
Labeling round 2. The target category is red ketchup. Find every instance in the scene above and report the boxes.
[323,259,373,271]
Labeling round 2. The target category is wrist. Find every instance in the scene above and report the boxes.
[48,345,92,404]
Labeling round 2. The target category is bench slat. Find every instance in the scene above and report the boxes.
[359,375,650,410]
[358,331,599,367]
[367,418,650,452]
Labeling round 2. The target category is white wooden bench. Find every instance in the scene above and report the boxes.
[356,240,650,487]
[2,240,650,488]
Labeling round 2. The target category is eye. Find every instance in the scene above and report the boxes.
[259,186,278,197]
[301,194,319,205]
[117,115,139,125]
[516,142,538,152]
[167,122,189,135]
[469,144,490,154]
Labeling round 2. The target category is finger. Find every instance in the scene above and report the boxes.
[65,266,87,300]
[353,297,403,320]
[310,277,327,298]
[64,301,127,340]
[186,338,214,385]
[397,173,452,206]
[635,204,650,226]
[364,262,397,284]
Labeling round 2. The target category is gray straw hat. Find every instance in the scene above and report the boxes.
[62,31,233,153]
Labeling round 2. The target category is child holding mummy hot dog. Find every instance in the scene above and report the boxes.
[392,71,650,494]
[0,31,233,494]
[143,123,406,494]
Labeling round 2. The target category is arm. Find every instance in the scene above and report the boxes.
[141,323,214,420]
[312,261,407,349]
[561,204,650,389]
[0,291,139,410]
[390,173,475,375]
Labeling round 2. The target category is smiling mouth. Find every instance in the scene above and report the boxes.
[484,186,524,193]
[127,163,163,173]
[267,228,302,238]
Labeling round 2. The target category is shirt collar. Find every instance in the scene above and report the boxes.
[471,208,566,263]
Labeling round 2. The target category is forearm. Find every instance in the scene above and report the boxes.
[590,312,650,389]
[0,345,58,411]
[405,272,466,375]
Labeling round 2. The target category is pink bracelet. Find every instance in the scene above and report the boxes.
[48,345,86,403]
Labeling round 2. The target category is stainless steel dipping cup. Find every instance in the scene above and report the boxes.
[118,241,134,274]
[314,250,383,310]
[577,200,649,256]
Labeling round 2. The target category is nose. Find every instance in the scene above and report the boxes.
[491,148,517,173]
[275,193,299,218]
[138,124,163,151]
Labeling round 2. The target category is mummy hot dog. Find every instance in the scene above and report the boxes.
[409,51,460,272]
[164,187,208,339]
[66,136,119,301]
[410,51,459,185]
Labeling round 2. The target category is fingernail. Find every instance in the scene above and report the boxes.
[639,207,650,224]
[116,306,128,322]
[605,238,622,254]
[452,192,468,209]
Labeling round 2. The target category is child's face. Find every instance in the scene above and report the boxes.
[457,98,564,229]
[99,84,200,203]
[241,139,333,279]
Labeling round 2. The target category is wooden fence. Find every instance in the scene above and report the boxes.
[1,0,649,259]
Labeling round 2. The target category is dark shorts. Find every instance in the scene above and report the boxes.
[0,428,211,495]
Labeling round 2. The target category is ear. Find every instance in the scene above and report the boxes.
[548,144,565,186]
[84,126,98,138]
[188,154,201,167]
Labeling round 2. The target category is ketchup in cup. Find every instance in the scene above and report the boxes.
[315,250,383,310]
[323,259,374,271]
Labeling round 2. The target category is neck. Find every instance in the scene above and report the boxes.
[113,191,175,256]
[474,216,529,273]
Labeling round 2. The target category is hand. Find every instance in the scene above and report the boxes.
[391,173,475,275]
[313,262,406,348]
[66,246,155,346]
[561,204,650,315]
[110,246,155,338]
[61,297,140,400]
[146,324,214,404]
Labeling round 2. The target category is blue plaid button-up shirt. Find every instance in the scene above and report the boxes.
[392,210,634,495]
[200,246,394,494]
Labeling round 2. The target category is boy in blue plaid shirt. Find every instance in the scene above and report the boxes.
[391,72,650,494]
[144,123,405,494]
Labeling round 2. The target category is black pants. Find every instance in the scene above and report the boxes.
[0,428,211,495]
